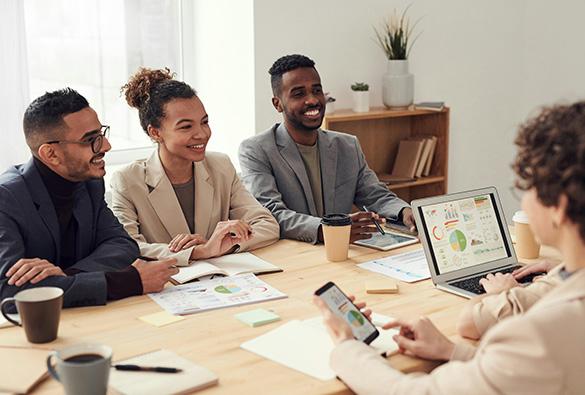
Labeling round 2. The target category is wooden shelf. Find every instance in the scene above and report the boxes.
[378,175,445,190]
[324,107,450,203]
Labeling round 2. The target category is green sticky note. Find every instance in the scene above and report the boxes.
[234,308,280,327]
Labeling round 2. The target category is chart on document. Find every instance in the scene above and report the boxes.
[148,273,287,315]
[422,195,507,274]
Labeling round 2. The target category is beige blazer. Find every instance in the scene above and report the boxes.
[110,150,279,266]
[330,268,585,394]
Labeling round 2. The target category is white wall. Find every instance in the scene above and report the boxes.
[252,0,585,222]
[185,0,255,167]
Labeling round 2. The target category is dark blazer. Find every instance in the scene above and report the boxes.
[238,123,409,243]
[0,159,139,308]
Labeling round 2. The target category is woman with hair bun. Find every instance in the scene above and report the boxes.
[110,68,279,265]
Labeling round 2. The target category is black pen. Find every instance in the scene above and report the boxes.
[138,255,157,261]
[113,364,183,373]
[362,206,385,235]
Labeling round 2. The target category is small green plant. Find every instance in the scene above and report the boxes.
[374,4,421,60]
[351,82,369,91]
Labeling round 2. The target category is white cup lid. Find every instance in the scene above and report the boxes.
[512,210,530,224]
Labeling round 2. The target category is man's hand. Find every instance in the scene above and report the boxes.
[349,211,385,244]
[168,233,208,253]
[385,316,455,361]
[191,220,253,259]
[400,207,417,233]
[312,294,372,346]
[132,257,179,294]
[479,272,520,294]
[5,258,65,286]
[512,261,557,281]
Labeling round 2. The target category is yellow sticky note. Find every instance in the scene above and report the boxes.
[366,279,399,294]
[138,311,185,327]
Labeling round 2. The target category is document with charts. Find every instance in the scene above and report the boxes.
[148,273,287,315]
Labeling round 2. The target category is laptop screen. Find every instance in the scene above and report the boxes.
[417,192,513,275]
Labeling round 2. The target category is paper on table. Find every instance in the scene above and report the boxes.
[139,311,186,327]
[241,313,398,382]
[357,248,431,283]
[148,273,287,315]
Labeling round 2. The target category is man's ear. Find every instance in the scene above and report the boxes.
[272,97,283,113]
[147,125,162,143]
[37,144,60,165]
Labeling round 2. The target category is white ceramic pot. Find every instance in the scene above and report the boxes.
[382,60,414,109]
[352,91,369,113]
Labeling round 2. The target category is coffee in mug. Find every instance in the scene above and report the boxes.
[513,210,541,259]
[47,344,113,395]
[0,287,63,343]
[321,213,353,262]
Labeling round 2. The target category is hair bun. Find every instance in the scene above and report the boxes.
[121,67,176,109]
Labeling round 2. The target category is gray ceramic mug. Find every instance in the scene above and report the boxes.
[47,343,113,395]
[0,287,63,343]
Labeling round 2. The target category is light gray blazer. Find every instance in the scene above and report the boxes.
[238,123,409,243]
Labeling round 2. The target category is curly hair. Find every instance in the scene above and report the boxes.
[512,101,585,240]
[23,88,89,153]
[269,54,316,97]
[121,67,197,136]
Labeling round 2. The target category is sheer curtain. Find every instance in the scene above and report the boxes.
[0,0,31,172]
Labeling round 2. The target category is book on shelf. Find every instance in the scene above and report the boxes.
[109,349,218,395]
[170,252,282,285]
[379,139,425,184]
[422,136,438,176]
[0,346,50,394]
[414,101,445,112]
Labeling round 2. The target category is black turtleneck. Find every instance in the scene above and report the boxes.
[33,157,142,299]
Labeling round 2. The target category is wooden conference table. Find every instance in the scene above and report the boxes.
[0,238,562,394]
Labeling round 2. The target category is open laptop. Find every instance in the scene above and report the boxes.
[412,186,531,299]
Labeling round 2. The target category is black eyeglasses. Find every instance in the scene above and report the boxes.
[46,125,110,154]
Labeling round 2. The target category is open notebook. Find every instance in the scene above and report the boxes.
[171,252,282,284]
[109,349,218,395]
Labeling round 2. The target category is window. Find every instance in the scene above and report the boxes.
[23,0,183,164]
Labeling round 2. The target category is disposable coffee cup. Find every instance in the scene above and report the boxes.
[0,287,63,343]
[321,213,352,262]
[47,343,113,395]
[513,210,541,259]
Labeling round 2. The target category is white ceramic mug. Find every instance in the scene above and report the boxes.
[47,343,113,395]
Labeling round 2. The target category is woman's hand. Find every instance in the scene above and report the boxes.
[512,260,557,281]
[168,233,207,252]
[479,272,521,293]
[312,294,372,346]
[191,220,253,259]
[385,316,455,361]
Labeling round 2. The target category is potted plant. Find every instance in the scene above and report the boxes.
[351,83,370,113]
[374,5,421,109]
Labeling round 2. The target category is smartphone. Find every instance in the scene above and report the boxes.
[315,282,379,344]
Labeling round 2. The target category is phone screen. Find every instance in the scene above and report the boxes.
[315,282,379,344]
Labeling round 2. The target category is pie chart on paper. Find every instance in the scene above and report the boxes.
[214,284,242,294]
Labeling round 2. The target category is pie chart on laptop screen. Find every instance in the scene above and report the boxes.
[450,230,467,252]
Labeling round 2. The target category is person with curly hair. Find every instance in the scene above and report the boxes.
[110,68,279,266]
[238,54,414,244]
[313,101,585,394]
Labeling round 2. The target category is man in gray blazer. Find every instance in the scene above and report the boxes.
[239,54,415,244]
[0,88,178,309]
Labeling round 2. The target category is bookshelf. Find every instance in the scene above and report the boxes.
[323,106,449,203]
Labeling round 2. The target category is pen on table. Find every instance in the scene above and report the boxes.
[230,230,253,237]
[362,206,385,235]
[138,255,157,261]
[113,364,183,373]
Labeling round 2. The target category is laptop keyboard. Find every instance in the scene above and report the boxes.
[449,266,546,295]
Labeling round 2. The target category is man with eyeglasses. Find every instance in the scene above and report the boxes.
[0,88,179,308]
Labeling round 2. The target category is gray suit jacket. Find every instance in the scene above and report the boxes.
[238,123,409,243]
[0,159,139,308]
